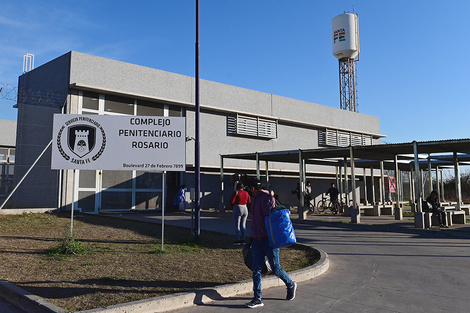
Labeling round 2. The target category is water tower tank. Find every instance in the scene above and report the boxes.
[332,13,359,59]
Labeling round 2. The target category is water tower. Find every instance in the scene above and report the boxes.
[332,12,359,112]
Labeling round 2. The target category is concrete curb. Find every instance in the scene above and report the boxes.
[77,246,329,313]
[0,279,68,313]
[0,208,57,215]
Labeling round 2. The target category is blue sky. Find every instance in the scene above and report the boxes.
[0,0,469,144]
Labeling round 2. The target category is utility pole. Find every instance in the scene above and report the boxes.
[194,0,201,240]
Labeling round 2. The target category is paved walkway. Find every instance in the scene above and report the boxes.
[0,298,26,313]
[3,210,469,312]
[112,210,470,313]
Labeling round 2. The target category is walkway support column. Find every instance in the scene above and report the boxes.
[335,166,339,189]
[255,152,260,180]
[454,152,462,210]
[363,168,368,205]
[220,155,225,212]
[413,141,425,228]
[339,165,343,201]
[299,150,306,220]
[427,154,433,195]
[343,157,349,206]
[394,155,402,220]
[380,161,385,207]
[440,169,446,202]
[409,165,415,210]
[265,161,270,190]
[370,166,375,204]
[387,170,392,203]
[420,169,425,197]
[350,146,360,223]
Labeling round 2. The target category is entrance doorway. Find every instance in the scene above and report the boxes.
[74,170,167,213]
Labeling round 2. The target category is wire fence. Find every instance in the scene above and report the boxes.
[0,83,17,101]
[1,82,68,107]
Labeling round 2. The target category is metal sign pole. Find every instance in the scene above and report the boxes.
[161,171,166,251]
[71,169,75,237]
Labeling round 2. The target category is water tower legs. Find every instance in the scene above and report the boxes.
[338,58,358,112]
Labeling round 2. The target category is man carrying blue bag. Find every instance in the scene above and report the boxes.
[245,178,297,309]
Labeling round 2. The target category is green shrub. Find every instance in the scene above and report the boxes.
[49,234,88,256]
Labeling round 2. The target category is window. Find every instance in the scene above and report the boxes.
[319,129,372,147]
[0,148,8,161]
[0,148,14,163]
[102,170,133,189]
[104,95,135,115]
[228,114,277,139]
[135,172,162,189]
[82,91,99,110]
[168,105,181,117]
[137,100,164,116]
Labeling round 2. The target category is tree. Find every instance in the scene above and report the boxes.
[442,171,470,202]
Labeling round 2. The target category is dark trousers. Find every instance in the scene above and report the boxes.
[433,210,446,226]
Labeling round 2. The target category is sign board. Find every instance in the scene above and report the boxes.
[51,114,186,171]
[386,176,396,193]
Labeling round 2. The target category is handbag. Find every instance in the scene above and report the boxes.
[242,238,272,275]
[265,205,296,248]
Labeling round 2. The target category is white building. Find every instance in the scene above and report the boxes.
[11,51,383,212]
[0,119,16,198]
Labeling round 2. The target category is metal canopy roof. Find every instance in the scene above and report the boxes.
[221,138,470,171]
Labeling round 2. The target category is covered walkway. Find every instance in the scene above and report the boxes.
[220,139,470,228]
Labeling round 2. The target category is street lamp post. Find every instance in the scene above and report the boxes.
[194,0,201,240]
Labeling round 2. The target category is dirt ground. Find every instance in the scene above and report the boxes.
[0,213,319,312]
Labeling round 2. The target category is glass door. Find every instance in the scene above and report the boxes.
[75,170,100,213]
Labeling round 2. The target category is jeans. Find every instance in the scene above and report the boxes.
[251,238,294,300]
[233,205,248,240]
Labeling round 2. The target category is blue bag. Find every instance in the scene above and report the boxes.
[265,205,296,248]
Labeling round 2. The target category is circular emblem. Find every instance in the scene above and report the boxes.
[56,116,106,165]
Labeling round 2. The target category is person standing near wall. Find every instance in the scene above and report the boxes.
[245,178,297,308]
[305,181,313,206]
[177,185,186,213]
[230,182,251,245]
[291,183,300,200]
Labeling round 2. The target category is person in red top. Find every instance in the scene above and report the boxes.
[230,182,251,245]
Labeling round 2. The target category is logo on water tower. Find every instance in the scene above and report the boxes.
[333,28,346,43]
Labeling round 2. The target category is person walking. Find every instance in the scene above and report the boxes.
[230,182,251,245]
[245,178,297,309]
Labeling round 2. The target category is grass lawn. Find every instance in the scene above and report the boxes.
[0,213,318,312]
